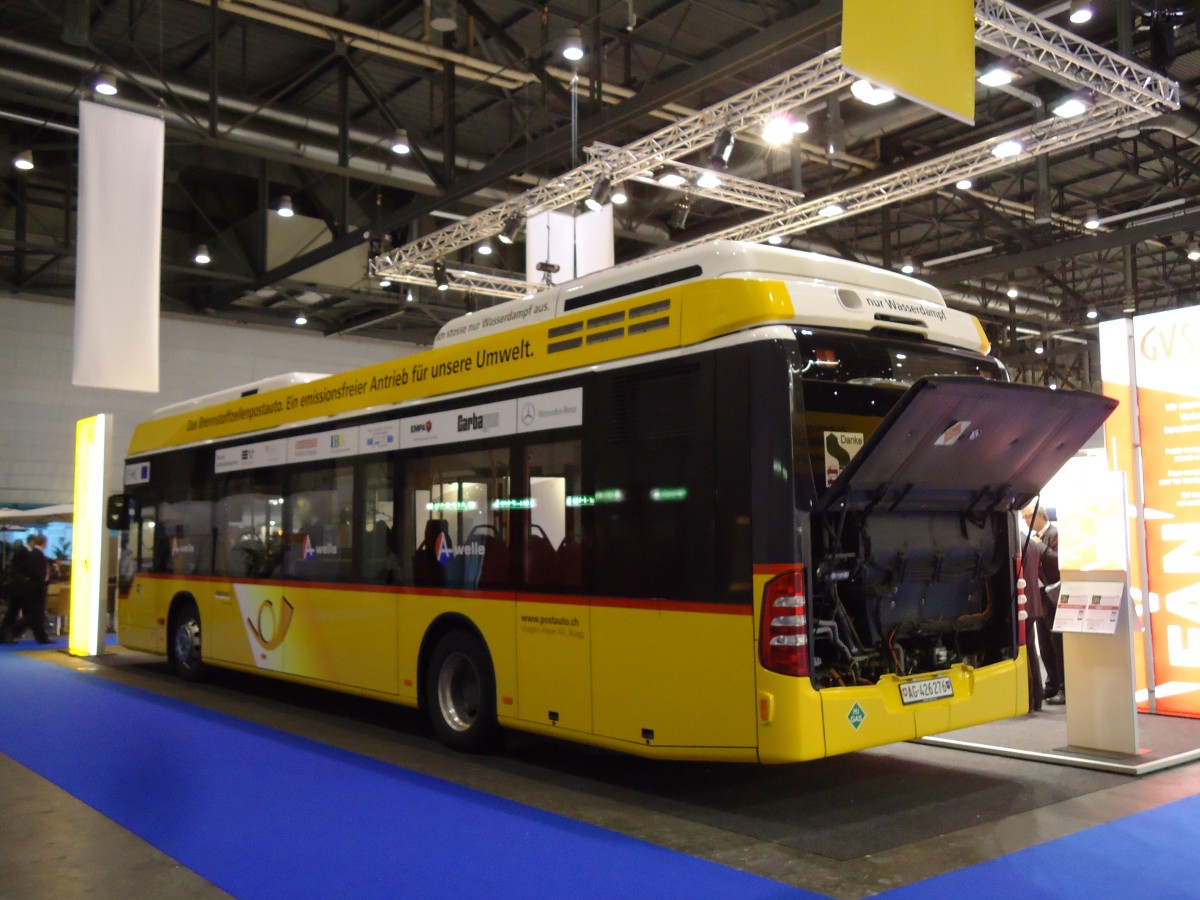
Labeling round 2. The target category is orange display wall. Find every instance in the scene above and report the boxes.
[1100,311,1200,718]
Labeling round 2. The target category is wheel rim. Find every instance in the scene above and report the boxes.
[436,650,480,733]
[174,617,199,669]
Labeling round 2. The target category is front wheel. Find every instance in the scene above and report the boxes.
[426,630,500,752]
[168,601,206,682]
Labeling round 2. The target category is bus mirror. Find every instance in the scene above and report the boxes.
[106,494,137,530]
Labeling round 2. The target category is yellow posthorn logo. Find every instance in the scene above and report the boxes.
[247,597,295,650]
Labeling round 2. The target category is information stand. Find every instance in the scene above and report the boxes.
[1056,569,1139,756]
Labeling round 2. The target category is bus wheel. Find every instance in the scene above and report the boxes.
[426,631,500,752]
[169,601,206,682]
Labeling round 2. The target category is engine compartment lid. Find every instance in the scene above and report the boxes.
[816,376,1118,515]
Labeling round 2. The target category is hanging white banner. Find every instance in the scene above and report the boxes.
[73,101,163,392]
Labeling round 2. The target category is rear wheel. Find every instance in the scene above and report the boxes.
[168,601,206,682]
[426,631,500,752]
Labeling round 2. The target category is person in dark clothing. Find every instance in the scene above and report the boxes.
[1,534,52,644]
[0,536,35,640]
[1023,506,1063,704]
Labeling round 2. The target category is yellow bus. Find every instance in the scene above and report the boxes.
[111,240,1114,762]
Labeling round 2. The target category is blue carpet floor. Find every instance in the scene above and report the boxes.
[2,640,1199,899]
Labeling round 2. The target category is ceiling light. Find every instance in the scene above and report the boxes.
[433,259,451,291]
[710,128,735,167]
[391,129,411,155]
[294,315,308,326]
[379,277,392,288]
[1007,284,1020,298]
[498,213,524,244]
[1123,297,1137,314]
[477,240,493,256]
[762,114,793,146]
[655,165,686,188]
[1052,94,1089,118]
[194,244,210,265]
[1188,243,1200,262]
[992,139,1023,158]
[610,183,628,205]
[818,203,844,217]
[668,197,691,230]
[405,288,414,303]
[767,235,783,245]
[1069,0,1093,25]
[695,169,721,190]
[1086,306,1099,319]
[978,60,1017,88]
[1034,344,1045,355]
[585,177,612,212]
[562,26,584,62]
[429,0,457,32]
[1084,208,1101,230]
[276,195,294,217]
[955,178,973,190]
[13,150,33,171]
[850,78,896,106]
[791,114,810,135]
[93,65,119,96]
[901,257,916,275]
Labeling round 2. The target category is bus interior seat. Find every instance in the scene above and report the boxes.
[414,519,451,586]
[525,524,557,587]
[459,524,508,589]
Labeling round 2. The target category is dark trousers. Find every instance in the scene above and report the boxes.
[1031,615,1062,697]
[2,580,48,643]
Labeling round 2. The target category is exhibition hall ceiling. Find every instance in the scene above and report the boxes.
[2,0,1200,387]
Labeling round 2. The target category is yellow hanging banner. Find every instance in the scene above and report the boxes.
[842,0,976,125]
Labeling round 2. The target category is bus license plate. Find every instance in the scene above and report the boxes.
[899,676,954,705]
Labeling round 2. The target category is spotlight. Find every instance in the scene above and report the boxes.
[405,288,414,303]
[391,129,411,155]
[901,257,915,275]
[379,277,392,288]
[433,259,451,291]
[668,198,691,230]
[1087,306,1099,319]
[562,26,584,62]
[477,240,493,256]
[585,177,612,212]
[13,150,33,171]
[498,213,523,244]
[850,79,896,106]
[610,183,628,205]
[955,178,973,190]
[294,315,308,326]
[1084,208,1101,230]
[791,112,809,135]
[1034,344,1045,355]
[818,202,844,218]
[709,128,735,167]
[194,244,210,265]
[978,60,1017,88]
[1069,0,1093,25]
[1007,284,1019,299]
[93,65,119,96]
[1052,93,1088,118]
[276,195,294,217]
[695,168,721,190]
[766,235,783,245]
[992,139,1022,159]
[430,0,457,32]
[762,114,793,146]
[655,165,686,188]
[1188,243,1200,262]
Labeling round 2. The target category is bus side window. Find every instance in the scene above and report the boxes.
[524,439,585,592]
[361,459,396,584]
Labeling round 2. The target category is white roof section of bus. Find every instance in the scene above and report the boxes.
[433,240,978,351]
[151,372,330,419]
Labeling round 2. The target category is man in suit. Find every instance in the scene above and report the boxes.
[0,535,35,641]
[1023,506,1063,704]
[1,534,51,644]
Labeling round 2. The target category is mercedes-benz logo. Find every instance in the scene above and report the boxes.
[521,403,536,426]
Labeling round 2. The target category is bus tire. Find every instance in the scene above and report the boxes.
[168,600,206,682]
[426,630,500,753]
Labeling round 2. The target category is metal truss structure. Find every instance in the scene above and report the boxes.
[371,0,1179,309]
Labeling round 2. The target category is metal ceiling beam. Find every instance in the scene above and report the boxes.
[204,0,845,307]
[927,207,1200,286]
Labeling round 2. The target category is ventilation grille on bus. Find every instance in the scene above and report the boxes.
[546,298,671,354]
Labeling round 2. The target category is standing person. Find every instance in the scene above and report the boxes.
[1019,525,1047,710]
[1,534,52,644]
[1024,506,1063,705]
[0,535,35,641]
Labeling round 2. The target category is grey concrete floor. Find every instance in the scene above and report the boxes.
[5,646,1200,900]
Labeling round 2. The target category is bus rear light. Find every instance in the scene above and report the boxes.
[760,569,809,677]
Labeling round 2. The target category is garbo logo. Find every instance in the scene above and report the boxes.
[1140,323,1194,362]
[247,596,295,650]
